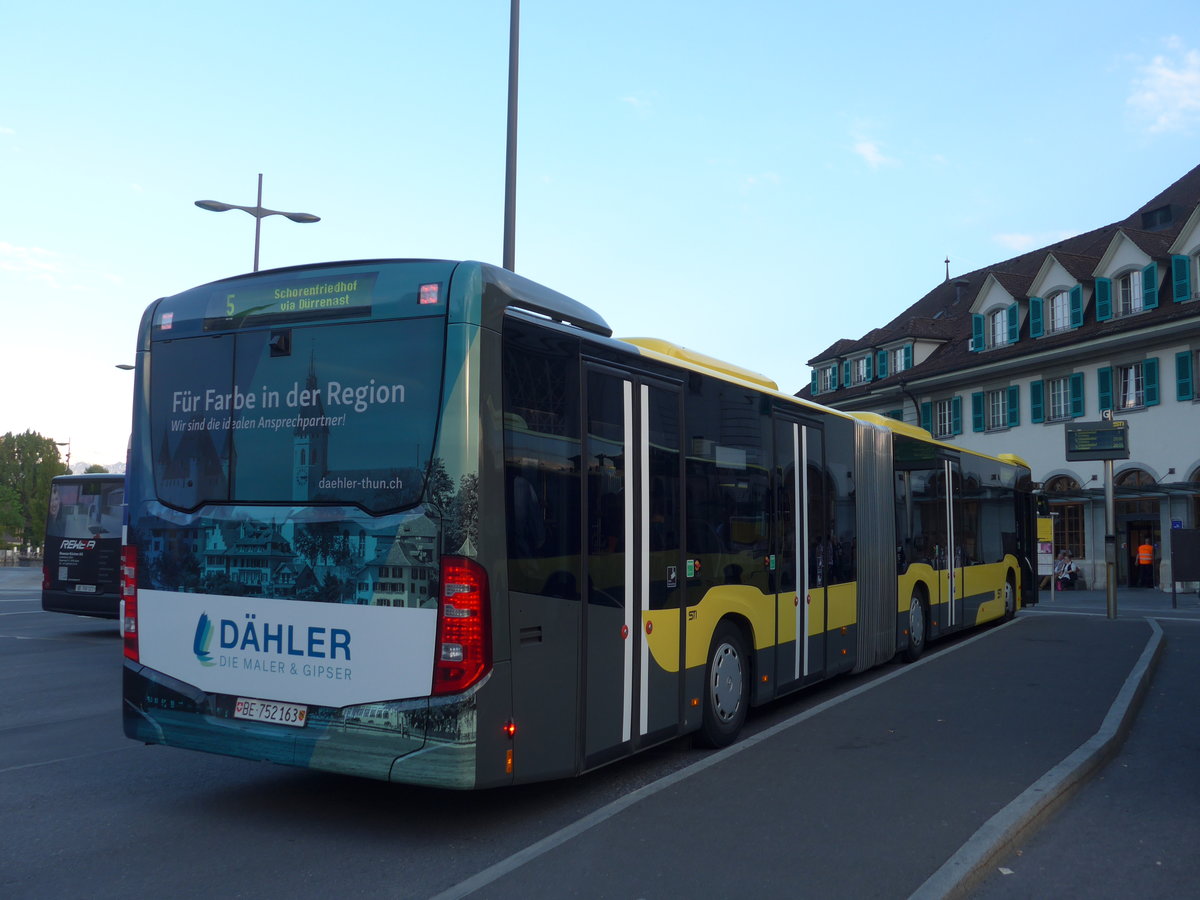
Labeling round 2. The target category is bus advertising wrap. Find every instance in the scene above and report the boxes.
[136,589,437,707]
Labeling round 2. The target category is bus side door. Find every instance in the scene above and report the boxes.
[773,416,826,692]
[581,366,684,769]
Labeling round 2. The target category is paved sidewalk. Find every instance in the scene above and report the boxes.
[441,599,1163,899]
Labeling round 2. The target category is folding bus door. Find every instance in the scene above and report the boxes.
[773,417,825,692]
[581,366,684,769]
[939,458,966,630]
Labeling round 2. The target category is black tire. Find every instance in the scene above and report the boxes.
[696,621,749,748]
[902,592,927,663]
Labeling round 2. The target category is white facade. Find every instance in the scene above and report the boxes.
[805,167,1200,591]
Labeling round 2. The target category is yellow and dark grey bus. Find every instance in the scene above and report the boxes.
[121,259,1037,788]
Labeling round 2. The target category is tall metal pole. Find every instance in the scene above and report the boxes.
[502,0,520,271]
[1105,458,1117,619]
[253,174,264,272]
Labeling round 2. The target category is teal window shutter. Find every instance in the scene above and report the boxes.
[951,396,962,435]
[843,360,851,386]
[1069,285,1083,328]
[1144,357,1160,406]
[971,392,984,432]
[1098,366,1113,411]
[811,369,819,395]
[1030,380,1045,423]
[876,349,888,379]
[971,314,984,351]
[830,364,838,389]
[920,401,933,433]
[1007,385,1020,427]
[1172,255,1192,302]
[1029,297,1044,337]
[1142,263,1159,309]
[886,409,903,421]
[903,344,913,369]
[1070,372,1085,417]
[1095,278,1112,321]
[1006,303,1019,344]
[1176,351,1194,401]
[864,354,873,381]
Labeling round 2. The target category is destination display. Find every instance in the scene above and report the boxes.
[204,271,378,326]
[1065,420,1130,461]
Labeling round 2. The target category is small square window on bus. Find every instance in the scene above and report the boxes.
[419,283,441,305]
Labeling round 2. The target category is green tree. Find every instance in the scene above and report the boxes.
[0,483,23,546]
[84,464,109,474]
[0,431,66,550]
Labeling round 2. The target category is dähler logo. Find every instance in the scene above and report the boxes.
[193,612,215,666]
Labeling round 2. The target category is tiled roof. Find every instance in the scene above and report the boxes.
[801,163,1200,402]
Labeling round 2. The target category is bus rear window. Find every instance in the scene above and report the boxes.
[47,480,124,539]
[149,317,445,512]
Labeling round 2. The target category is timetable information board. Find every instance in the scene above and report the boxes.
[1064,420,1130,461]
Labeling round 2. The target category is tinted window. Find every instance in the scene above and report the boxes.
[150,318,445,512]
[47,479,124,538]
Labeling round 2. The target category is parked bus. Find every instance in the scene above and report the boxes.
[121,259,1037,788]
[43,473,124,618]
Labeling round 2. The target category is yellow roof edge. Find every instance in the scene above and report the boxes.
[620,337,779,392]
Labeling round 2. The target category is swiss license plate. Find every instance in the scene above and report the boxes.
[75,584,97,593]
[233,697,308,728]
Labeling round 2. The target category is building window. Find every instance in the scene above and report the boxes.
[989,310,1008,348]
[891,346,910,374]
[818,366,835,393]
[1047,291,1071,334]
[1117,270,1144,317]
[1117,363,1145,409]
[935,400,953,437]
[986,389,1007,430]
[1048,376,1072,421]
[853,357,870,384]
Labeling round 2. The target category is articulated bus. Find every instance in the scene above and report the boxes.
[121,259,1037,789]
[43,473,125,618]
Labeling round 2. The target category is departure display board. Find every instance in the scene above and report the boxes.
[204,272,378,327]
[1065,420,1130,461]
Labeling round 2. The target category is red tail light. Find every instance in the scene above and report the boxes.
[432,556,490,696]
[121,546,139,661]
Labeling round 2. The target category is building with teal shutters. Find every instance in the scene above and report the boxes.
[801,164,1200,591]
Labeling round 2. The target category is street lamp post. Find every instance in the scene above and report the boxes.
[55,440,71,472]
[195,174,320,272]
[503,0,519,271]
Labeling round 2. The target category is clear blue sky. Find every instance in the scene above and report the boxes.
[4,1,1200,468]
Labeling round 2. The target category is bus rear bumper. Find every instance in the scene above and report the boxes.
[122,662,481,785]
[42,589,120,619]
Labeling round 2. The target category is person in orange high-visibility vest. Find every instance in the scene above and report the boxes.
[1136,540,1154,588]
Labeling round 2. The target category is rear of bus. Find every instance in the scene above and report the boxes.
[42,474,124,618]
[121,260,509,788]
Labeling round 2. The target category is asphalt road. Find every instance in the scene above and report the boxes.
[2,566,1195,899]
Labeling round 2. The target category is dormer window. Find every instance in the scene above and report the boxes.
[890,344,912,374]
[1095,264,1158,321]
[1047,291,1071,333]
[852,356,871,384]
[972,304,1018,351]
[988,310,1009,347]
[1117,269,1144,316]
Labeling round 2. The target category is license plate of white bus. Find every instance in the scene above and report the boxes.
[233,697,308,728]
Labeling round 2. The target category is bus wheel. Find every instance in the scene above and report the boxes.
[697,622,749,748]
[1003,578,1016,620]
[902,593,927,663]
